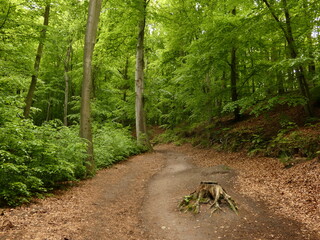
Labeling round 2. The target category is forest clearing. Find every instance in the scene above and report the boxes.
[0,144,319,240]
[1,0,320,239]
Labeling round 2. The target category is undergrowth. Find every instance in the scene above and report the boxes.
[155,110,320,164]
[94,123,143,169]
[0,119,87,206]
[0,104,142,206]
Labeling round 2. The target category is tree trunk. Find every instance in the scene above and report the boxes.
[0,2,11,30]
[230,8,240,121]
[307,34,316,87]
[121,57,130,125]
[282,0,312,115]
[135,0,152,149]
[24,3,50,118]
[46,97,51,121]
[64,43,72,126]
[80,0,102,176]
[271,46,285,94]
[262,0,313,116]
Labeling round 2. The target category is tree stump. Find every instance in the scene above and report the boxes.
[178,181,238,215]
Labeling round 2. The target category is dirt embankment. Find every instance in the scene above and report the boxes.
[0,144,319,240]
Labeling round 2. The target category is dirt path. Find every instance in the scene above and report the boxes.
[0,144,319,240]
[143,146,318,240]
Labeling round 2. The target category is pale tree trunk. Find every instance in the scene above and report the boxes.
[64,43,72,126]
[24,3,50,118]
[80,0,102,175]
[135,0,152,149]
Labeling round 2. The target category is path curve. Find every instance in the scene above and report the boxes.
[143,145,318,240]
[0,144,319,240]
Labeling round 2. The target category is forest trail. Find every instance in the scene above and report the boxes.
[0,144,319,240]
[142,146,318,240]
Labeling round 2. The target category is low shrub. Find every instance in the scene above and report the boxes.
[0,118,87,206]
[94,123,143,169]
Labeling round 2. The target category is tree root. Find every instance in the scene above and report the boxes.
[178,181,238,215]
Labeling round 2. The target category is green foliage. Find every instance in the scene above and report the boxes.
[153,129,186,146]
[94,123,143,169]
[223,94,308,117]
[267,126,320,160]
[0,110,87,206]
[1,0,320,206]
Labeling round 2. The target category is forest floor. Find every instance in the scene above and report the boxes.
[0,144,319,240]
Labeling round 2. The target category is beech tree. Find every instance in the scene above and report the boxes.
[80,0,103,175]
[23,3,50,118]
[135,0,152,149]
[63,43,72,126]
[262,0,313,116]
[230,7,240,121]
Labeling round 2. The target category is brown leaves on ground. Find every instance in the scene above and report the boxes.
[0,151,166,240]
[179,144,320,235]
[0,144,319,239]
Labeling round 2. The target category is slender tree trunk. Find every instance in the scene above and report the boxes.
[0,2,11,30]
[121,57,130,125]
[64,43,72,126]
[123,57,129,102]
[282,0,312,115]
[80,0,102,175]
[135,0,152,149]
[271,46,285,94]
[307,34,316,87]
[24,4,50,118]
[250,52,256,94]
[262,0,313,116]
[230,7,240,121]
[46,98,51,121]
[231,46,240,121]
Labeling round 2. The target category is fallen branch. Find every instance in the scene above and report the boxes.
[178,181,238,215]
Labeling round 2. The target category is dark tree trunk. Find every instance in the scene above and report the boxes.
[24,4,50,118]
[0,2,11,29]
[262,0,313,116]
[271,46,285,94]
[230,8,240,121]
[307,34,316,87]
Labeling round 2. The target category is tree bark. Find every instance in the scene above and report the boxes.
[307,34,316,87]
[230,8,240,121]
[64,43,72,126]
[80,0,102,175]
[271,46,285,94]
[135,0,152,149]
[23,3,50,118]
[262,0,313,116]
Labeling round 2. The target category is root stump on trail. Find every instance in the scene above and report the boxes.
[179,181,238,215]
